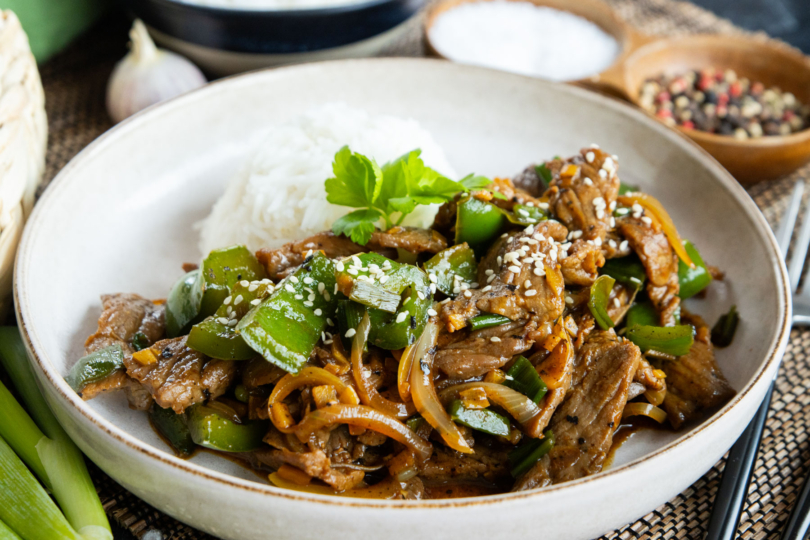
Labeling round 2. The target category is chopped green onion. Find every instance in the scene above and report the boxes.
[0,381,48,485]
[534,164,552,191]
[625,301,658,329]
[624,324,694,356]
[0,435,80,540]
[588,275,616,330]
[618,182,638,195]
[448,400,510,437]
[677,240,713,299]
[468,313,512,332]
[0,328,112,540]
[504,356,547,404]
[711,305,739,348]
[64,344,124,393]
[130,332,148,352]
[0,519,22,540]
[508,429,555,478]
[600,255,646,290]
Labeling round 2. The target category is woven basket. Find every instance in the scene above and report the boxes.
[0,10,47,316]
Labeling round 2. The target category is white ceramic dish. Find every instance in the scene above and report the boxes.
[15,58,790,540]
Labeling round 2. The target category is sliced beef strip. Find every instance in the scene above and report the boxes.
[618,216,677,288]
[369,226,447,254]
[79,293,166,409]
[255,232,396,280]
[124,336,237,414]
[434,321,533,378]
[646,262,681,326]
[242,357,285,389]
[252,448,365,492]
[524,332,576,436]
[439,221,567,332]
[85,293,165,355]
[662,316,735,429]
[420,444,510,482]
[547,148,620,243]
[634,356,665,392]
[559,238,605,286]
[606,282,636,326]
[513,330,640,489]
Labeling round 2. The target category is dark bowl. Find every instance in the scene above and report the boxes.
[118,0,424,55]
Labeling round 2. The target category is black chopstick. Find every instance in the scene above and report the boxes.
[781,455,810,540]
[705,381,775,540]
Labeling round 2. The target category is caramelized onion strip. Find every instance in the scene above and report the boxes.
[439,382,541,425]
[622,402,667,423]
[617,193,694,268]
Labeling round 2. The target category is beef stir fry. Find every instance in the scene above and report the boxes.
[67,146,737,498]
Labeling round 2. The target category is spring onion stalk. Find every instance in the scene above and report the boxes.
[0,381,49,485]
[0,519,22,540]
[504,356,547,404]
[0,435,79,540]
[0,327,112,540]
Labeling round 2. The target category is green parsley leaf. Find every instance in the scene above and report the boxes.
[331,208,383,245]
[459,174,491,191]
[325,146,383,208]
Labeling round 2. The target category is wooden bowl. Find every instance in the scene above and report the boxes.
[425,0,810,183]
[598,34,810,183]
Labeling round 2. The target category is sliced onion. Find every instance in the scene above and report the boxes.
[617,193,695,268]
[409,320,473,454]
[397,341,416,403]
[622,402,668,423]
[269,473,404,499]
[268,366,349,407]
[439,382,541,425]
[644,385,667,407]
[352,313,416,419]
[294,404,432,461]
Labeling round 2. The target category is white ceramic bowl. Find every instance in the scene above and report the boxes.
[15,58,790,540]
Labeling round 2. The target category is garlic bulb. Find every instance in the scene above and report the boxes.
[106,20,207,123]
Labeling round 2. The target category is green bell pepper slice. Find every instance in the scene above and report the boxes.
[468,313,512,331]
[448,400,510,437]
[625,301,658,329]
[508,429,555,478]
[149,405,196,456]
[237,252,337,374]
[625,324,694,356]
[677,240,712,299]
[199,245,267,318]
[711,305,739,348]
[588,275,616,330]
[187,405,268,453]
[455,196,506,253]
[534,164,552,191]
[505,355,547,404]
[423,243,478,297]
[508,204,548,226]
[187,280,274,360]
[165,269,204,338]
[65,344,124,393]
[367,280,431,350]
[600,255,646,290]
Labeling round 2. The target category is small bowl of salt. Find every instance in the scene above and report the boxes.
[425,0,648,84]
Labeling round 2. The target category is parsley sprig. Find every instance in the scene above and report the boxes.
[325,146,490,245]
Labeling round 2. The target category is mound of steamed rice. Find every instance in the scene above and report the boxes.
[198,103,457,255]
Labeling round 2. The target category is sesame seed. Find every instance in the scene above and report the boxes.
[496,256,503,266]
[228,319,238,327]
[250,299,261,306]
[289,276,298,284]
[379,275,389,284]
[234,295,243,305]
[525,289,537,297]
[610,217,616,228]
[240,280,249,287]
[417,291,426,300]
[490,337,501,343]
[326,318,334,326]
[534,233,546,242]
[641,216,653,225]
[294,294,303,300]
[304,301,314,307]
[463,290,472,298]
[323,291,331,302]
[533,268,545,277]
[538,202,549,210]
[428,273,438,284]
[485,269,494,276]
[430,283,437,294]
[609,239,617,249]
[517,209,529,217]
[441,298,452,304]
[613,298,621,308]
[571,230,582,239]
[508,265,521,273]
[609,201,617,211]
[318,283,325,293]
[224,296,232,305]
[598,169,607,179]
[217,317,229,325]
[525,225,535,234]
[594,237,602,247]
[285,284,295,293]
[303,277,313,285]
[396,311,408,323]
[620,240,629,251]
[345,329,356,338]
[428,308,438,316]
[586,151,595,163]
[565,296,574,304]
[482,285,492,292]
[584,178,593,186]
[471,282,479,288]
[487,274,497,283]
[336,262,345,271]
[523,279,532,288]
[248,283,259,292]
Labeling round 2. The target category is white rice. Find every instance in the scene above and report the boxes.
[198,103,457,255]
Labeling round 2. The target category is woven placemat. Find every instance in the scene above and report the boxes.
[36,1,810,538]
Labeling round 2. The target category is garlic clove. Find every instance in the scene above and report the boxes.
[106,20,207,123]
